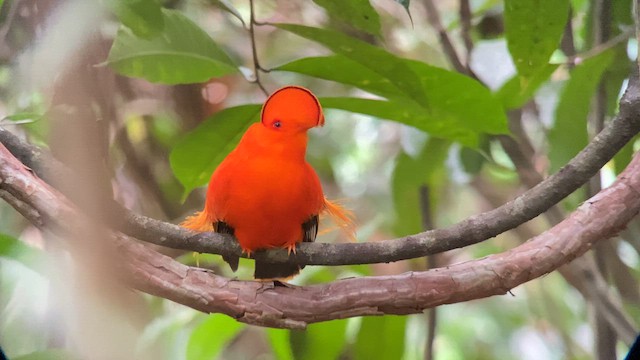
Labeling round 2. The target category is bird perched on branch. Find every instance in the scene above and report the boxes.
[182,86,354,279]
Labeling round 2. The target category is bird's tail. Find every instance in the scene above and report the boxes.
[181,210,213,232]
[323,198,356,241]
[254,260,302,280]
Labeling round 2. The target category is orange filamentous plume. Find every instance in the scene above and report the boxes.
[180,85,355,280]
[322,198,356,241]
[181,210,213,232]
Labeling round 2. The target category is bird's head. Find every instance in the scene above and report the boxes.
[261,86,324,133]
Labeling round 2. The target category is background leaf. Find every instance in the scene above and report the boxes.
[107,9,237,84]
[290,320,348,360]
[504,0,569,80]
[392,138,450,235]
[321,97,479,147]
[170,105,261,196]
[276,55,401,99]
[393,0,413,23]
[107,0,164,38]
[209,0,246,27]
[267,329,294,360]
[312,0,381,36]
[355,316,406,360]
[186,314,244,360]
[549,50,614,172]
[275,24,427,105]
[0,233,45,274]
[279,56,508,146]
[495,64,558,109]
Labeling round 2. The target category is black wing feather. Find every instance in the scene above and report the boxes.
[214,221,239,272]
[302,215,319,243]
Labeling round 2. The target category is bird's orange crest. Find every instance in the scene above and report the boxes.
[261,86,325,130]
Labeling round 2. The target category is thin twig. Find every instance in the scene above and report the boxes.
[249,0,269,97]
[566,27,633,66]
[423,0,468,75]
[458,0,474,68]
[560,8,576,69]
[636,0,640,71]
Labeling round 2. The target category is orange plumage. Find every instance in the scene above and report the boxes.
[182,86,353,279]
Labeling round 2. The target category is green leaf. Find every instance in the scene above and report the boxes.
[278,56,508,145]
[504,0,569,80]
[290,320,348,360]
[170,105,261,196]
[275,24,427,105]
[355,316,406,360]
[107,0,164,38]
[267,329,293,360]
[614,135,637,175]
[460,137,491,175]
[275,55,403,99]
[107,9,237,84]
[1,112,43,123]
[392,138,450,235]
[13,349,77,360]
[321,97,479,147]
[0,233,45,274]
[312,0,381,36]
[186,314,243,360]
[393,0,413,23]
[406,60,508,135]
[549,49,615,172]
[495,64,558,109]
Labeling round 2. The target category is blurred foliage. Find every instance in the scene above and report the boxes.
[0,0,638,359]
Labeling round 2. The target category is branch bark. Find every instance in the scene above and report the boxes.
[1,141,639,330]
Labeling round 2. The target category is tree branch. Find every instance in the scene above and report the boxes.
[1,72,640,266]
[96,74,640,264]
[1,141,639,330]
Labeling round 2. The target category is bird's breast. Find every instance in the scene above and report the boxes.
[206,154,324,250]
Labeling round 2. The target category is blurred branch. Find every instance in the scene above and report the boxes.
[114,128,179,219]
[458,0,474,67]
[249,0,269,97]
[419,185,436,360]
[1,141,640,330]
[591,1,618,358]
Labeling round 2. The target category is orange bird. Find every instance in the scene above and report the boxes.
[182,86,353,279]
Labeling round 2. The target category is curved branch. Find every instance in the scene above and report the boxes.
[1,77,640,267]
[1,141,639,331]
[118,74,640,265]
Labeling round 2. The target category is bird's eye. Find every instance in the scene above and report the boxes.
[273,120,281,128]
